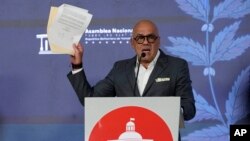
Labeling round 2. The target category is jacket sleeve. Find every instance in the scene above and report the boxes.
[67,70,93,106]
[67,65,117,106]
[176,60,196,120]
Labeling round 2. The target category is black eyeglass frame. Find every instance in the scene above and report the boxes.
[133,34,159,44]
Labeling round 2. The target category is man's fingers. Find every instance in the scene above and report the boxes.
[72,44,83,53]
[76,43,83,53]
[70,43,83,65]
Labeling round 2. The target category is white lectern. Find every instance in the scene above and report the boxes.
[85,97,182,141]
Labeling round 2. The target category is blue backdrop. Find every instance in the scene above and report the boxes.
[0,0,249,141]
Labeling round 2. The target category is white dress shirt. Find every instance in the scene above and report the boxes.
[135,50,160,96]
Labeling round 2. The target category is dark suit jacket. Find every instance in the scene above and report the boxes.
[67,51,196,120]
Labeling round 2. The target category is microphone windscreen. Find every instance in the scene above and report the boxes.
[141,52,146,58]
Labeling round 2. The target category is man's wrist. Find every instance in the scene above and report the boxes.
[72,63,82,70]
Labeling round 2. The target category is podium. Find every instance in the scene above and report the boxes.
[85,97,183,141]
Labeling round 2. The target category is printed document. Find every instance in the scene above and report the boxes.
[47,4,92,55]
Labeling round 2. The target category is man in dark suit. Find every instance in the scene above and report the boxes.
[67,19,196,121]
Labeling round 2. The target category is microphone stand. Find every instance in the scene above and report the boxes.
[133,53,145,96]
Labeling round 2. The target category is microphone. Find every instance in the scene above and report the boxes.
[133,52,146,96]
[140,52,146,58]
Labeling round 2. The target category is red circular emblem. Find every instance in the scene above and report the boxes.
[89,106,173,141]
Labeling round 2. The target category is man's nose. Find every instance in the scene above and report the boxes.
[142,37,149,44]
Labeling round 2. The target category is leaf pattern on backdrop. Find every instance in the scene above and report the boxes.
[176,0,209,22]
[188,90,220,122]
[212,0,250,22]
[182,124,228,141]
[165,0,250,140]
[210,21,250,64]
[225,66,250,125]
[166,37,207,66]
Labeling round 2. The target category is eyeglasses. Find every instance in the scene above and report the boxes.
[133,34,159,44]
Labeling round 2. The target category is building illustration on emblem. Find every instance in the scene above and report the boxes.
[108,118,153,141]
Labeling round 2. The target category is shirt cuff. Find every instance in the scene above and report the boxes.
[72,68,83,74]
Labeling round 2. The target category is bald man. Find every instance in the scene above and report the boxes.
[68,20,196,121]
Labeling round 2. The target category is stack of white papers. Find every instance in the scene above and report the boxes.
[47,4,92,55]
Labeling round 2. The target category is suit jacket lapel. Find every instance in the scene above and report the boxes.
[126,56,141,97]
[143,52,169,96]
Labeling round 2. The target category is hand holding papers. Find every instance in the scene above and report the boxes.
[47,4,92,55]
